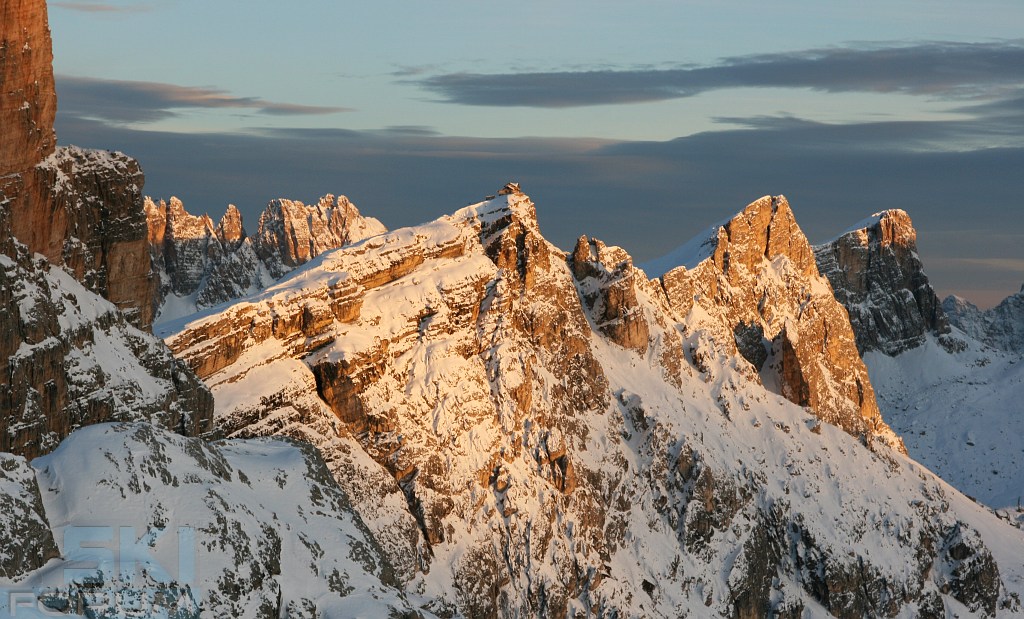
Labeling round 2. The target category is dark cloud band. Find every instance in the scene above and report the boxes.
[55,75,351,124]
[417,42,1024,108]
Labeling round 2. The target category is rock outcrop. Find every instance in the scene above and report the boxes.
[571,235,651,353]
[147,194,385,323]
[944,285,1024,354]
[0,247,213,459]
[0,0,212,459]
[157,187,1024,617]
[648,196,902,449]
[255,195,386,277]
[1,0,155,328]
[814,209,949,355]
[0,451,58,580]
[24,147,156,327]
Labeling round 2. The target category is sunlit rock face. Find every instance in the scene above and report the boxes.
[153,187,1024,618]
[1,1,156,328]
[649,195,902,450]
[0,0,56,177]
[146,194,386,323]
[814,209,949,356]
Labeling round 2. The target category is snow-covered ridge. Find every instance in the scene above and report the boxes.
[643,194,898,448]
[0,423,419,618]
[639,215,730,278]
[154,187,1024,616]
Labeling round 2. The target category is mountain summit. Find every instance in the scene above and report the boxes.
[146,194,385,323]
[814,209,949,355]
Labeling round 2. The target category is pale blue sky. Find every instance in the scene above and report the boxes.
[48,1,1024,306]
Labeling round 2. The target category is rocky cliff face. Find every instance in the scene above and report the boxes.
[814,209,949,355]
[0,0,56,177]
[1,0,155,329]
[0,451,58,580]
[160,187,1024,617]
[23,147,156,327]
[0,1,212,459]
[944,286,1024,354]
[147,194,386,323]
[0,144,156,331]
[647,196,902,448]
[0,245,213,459]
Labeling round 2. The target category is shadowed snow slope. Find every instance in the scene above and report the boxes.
[0,422,421,619]
[867,332,1024,512]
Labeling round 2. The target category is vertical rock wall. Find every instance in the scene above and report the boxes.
[814,209,949,355]
[0,0,56,177]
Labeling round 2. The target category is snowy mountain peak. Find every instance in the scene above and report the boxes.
[152,188,1024,615]
[216,203,246,247]
[814,208,949,355]
[647,195,902,450]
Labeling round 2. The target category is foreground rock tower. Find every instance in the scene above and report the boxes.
[0,0,213,457]
[1,0,155,328]
[0,0,56,177]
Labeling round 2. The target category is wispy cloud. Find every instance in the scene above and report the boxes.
[389,65,440,78]
[56,75,351,124]
[417,42,1024,108]
[955,258,1024,273]
[51,2,152,13]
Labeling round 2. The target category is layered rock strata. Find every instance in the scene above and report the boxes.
[814,209,949,355]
